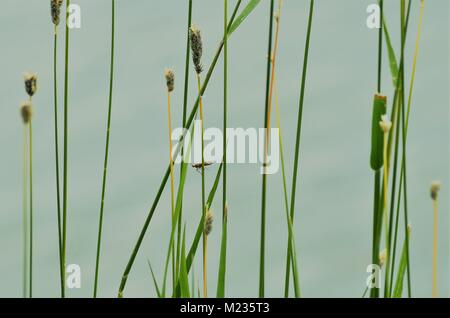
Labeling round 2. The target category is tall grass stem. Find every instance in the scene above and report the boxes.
[93,0,115,298]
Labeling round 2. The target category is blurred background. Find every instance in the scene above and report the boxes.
[0,0,448,297]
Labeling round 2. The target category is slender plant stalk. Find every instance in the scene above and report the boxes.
[117,0,243,296]
[93,0,115,298]
[176,0,193,285]
[275,81,300,297]
[399,0,412,298]
[196,74,207,298]
[216,0,228,298]
[370,170,381,298]
[284,0,314,297]
[370,0,383,299]
[53,24,64,299]
[167,76,177,292]
[432,195,438,297]
[29,116,33,298]
[62,0,71,298]
[379,0,412,298]
[259,0,275,298]
[382,128,391,297]
[266,0,282,149]
[22,125,28,298]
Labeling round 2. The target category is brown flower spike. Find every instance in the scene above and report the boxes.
[189,25,203,74]
[164,68,175,93]
[51,0,63,26]
[23,72,37,97]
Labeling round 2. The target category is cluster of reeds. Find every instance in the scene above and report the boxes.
[14,0,444,299]
[366,0,439,298]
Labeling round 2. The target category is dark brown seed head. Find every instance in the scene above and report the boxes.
[430,181,441,201]
[23,72,37,97]
[20,101,33,124]
[51,0,63,26]
[164,68,175,92]
[189,25,203,74]
[204,209,213,236]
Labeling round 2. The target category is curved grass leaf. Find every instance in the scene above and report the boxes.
[228,0,261,35]
[147,260,162,298]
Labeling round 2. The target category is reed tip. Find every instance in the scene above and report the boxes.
[50,0,63,26]
[23,72,38,97]
[164,68,175,92]
[189,25,203,74]
[430,181,441,201]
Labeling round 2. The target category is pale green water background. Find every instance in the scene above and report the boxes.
[0,0,448,297]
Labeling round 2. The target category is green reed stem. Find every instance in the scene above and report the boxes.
[62,0,71,298]
[284,0,314,297]
[370,0,383,299]
[377,0,383,93]
[176,0,193,287]
[196,74,207,298]
[117,0,242,296]
[399,0,412,298]
[53,27,64,298]
[259,0,274,298]
[93,0,115,298]
[275,82,300,298]
[370,170,381,298]
[216,0,228,298]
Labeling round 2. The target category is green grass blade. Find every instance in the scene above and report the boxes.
[179,226,190,298]
[275,83,300,298]
[216,209,228,298]
[176,0,193,291]
[147,260,162,298]
[382,19,399,88]
[228,0,261,35]
[284,0,314,297]
[393,234,409,298]
[216,0,229,299]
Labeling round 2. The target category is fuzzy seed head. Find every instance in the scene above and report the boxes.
[204,209,214,236]
[20,101,33,124]
[23,72,37,97]
[430,181,441,201]
[379,115,392,134]
[51,0,63,26]
[189,25,203,74]
[164,68,175,92]
[379,249,387,267]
